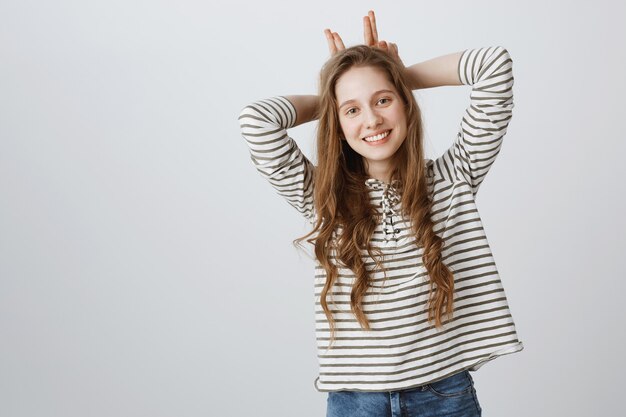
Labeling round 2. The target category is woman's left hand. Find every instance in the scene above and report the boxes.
[363,10,405,69]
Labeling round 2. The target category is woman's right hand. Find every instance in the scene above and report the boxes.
[324,28,346,56]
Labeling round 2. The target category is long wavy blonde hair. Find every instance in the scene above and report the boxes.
[294,45,455,347]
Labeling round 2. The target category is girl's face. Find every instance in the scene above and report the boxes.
[335,65,407,176]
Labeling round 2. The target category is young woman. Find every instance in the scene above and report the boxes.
[239,10,523,417]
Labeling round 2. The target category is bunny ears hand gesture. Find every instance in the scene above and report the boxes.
[324,10,404,68]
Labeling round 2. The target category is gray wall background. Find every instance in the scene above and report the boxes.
[1,0,624,416]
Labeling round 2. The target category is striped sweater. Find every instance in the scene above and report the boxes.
[238,46,523,392]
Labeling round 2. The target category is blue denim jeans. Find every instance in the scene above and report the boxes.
[326,370,482,417]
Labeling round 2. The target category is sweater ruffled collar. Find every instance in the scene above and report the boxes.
[364,178,402,190]
[364,178,402,242]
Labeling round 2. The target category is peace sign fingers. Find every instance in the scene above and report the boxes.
[363,10,379,46]
[324,28,346,56]
[377,40,405,68]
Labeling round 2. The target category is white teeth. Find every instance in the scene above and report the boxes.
[363,130,390,142]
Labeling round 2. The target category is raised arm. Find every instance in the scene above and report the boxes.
[432,46,515,196]
[238,96,318,222]
[282,95,320,126]
[403,51,464,90]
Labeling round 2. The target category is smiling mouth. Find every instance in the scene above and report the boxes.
[363,130,391,142]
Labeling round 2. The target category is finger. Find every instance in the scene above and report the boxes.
[363,16,374,46]
[390,43,400,60]
[390,43,404,66]
[390,42,398,56]
[324,28,337,54]
[368,10,379,44]
[333,32,345,50]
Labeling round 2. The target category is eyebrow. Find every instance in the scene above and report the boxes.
[338,89,396,110]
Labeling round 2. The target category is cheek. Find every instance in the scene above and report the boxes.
[339,120,359,140]
[336,123,347,140]
[343,139,362,155]
[395,113,408,132]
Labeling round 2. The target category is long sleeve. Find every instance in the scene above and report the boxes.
[238,96,316,222]
[433,46,514,197]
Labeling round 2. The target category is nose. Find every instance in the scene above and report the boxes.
[365,107,382,129]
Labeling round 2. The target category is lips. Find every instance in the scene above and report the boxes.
[363,130,391,142]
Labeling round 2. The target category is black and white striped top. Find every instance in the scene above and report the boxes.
[238,46,523,392]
